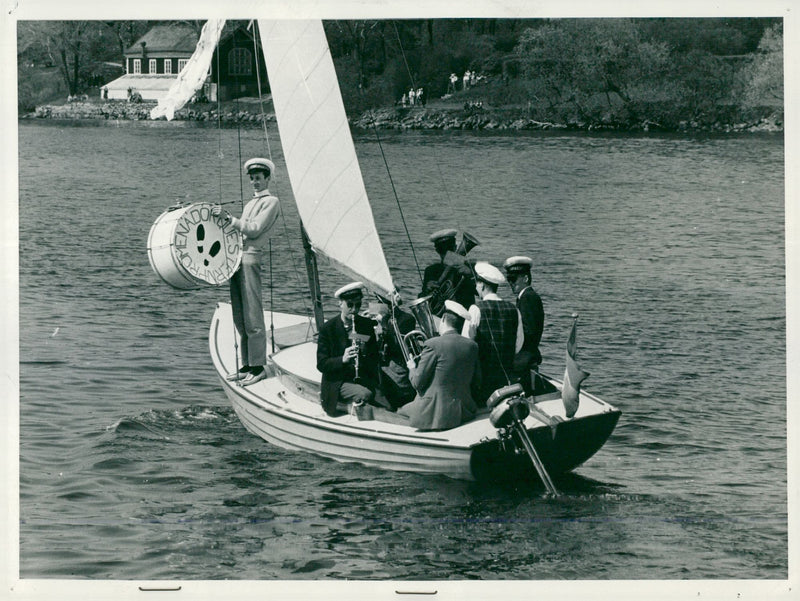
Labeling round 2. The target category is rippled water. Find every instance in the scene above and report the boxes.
[17,120,786,581]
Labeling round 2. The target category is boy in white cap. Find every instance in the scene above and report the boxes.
[463,261,523,403]
[504,256,544,396]
[398,300,480,430]
[316,282,382,416]
[213,157,280,385]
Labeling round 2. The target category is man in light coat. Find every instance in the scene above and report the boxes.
[213,157,280,386]
[399,300,480,431]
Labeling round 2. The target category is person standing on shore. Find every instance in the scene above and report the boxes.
[212,158,280,386]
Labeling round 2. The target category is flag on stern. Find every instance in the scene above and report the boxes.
[562,315,589,419]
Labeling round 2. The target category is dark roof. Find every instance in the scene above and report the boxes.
[125,24,199,54]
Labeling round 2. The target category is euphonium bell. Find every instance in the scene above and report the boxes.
[456,231,481,256]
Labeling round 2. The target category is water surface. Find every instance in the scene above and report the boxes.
[17,121,786,580]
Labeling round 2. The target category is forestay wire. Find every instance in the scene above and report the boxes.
[390,21,512,388]
[248,20,317,325]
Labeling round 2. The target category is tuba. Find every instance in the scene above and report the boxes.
[427,231,481,315]
[390,300,431,365]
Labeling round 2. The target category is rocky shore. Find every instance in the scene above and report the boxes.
[22,100,783,134]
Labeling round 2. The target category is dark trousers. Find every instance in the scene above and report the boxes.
[513,350,540,397]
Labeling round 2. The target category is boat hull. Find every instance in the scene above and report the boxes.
[210,303,620,483]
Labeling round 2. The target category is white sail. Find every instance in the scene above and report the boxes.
[150,19,226,121]
[257,20,395,299]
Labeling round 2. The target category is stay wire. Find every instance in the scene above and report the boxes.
[233,29,245,213]
[392,20,510,385]
[368,117,423,288]
[216,43,223,205]
[249,20,318,326]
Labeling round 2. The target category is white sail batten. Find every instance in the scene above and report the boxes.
[257,20,395,299]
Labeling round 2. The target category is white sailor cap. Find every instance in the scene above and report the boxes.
[429,228,457,243]
[443,299,470,321]
[503,255,533,275]
[243,157,275,176]
[474,261,505,286]
[334,281,364,300]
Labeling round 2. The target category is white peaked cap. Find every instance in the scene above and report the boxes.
[443,300,470,321]
[334,281,364,299]
[243,157,275,175]
[473,261,505,285]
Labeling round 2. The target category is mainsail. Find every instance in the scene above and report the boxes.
[257,20,395,299]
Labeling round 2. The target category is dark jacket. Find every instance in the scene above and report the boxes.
[516,286,544,366]
[420,260,476,313]
[316,314,379,414]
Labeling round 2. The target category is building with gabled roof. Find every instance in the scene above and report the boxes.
[102,22,268,102]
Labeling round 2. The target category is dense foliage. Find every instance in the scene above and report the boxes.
[17,18,783,128]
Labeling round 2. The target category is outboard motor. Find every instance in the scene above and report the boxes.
[487,384,558,496]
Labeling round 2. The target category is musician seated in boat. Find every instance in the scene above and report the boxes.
[503,255,544,397]
[462,261,524,404]
[372,304,417,410]
[419,228,477,312]
[316,282,382,417]
[398,300,480,431]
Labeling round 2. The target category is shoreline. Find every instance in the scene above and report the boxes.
[20,101,784,134]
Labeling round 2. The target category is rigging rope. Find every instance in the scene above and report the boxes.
[248,20,318,326]
[368,118,423,288]
[390,21,512,388]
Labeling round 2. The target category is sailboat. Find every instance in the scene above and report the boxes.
[156,20,620,484]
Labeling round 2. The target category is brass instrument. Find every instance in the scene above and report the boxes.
[407,296,438,339]
[385,303,424,366]
[427,231,481,315]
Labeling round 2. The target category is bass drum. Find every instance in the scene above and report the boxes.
[147,203,242,289]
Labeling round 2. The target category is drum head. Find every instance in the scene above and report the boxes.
[148,203,242,289]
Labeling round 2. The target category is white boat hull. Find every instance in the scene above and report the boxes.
[210,303,620,482]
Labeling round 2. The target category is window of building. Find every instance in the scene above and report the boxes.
[178,59,189,72]
[149,59,157,74]
[164,60,172,75]
[228,48,252,76]
[133,59,141,74]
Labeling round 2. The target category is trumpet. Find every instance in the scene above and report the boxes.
[427,231,481,315]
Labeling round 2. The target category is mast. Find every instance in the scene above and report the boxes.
[301,222,325,331]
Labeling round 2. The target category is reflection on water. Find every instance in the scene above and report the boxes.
[17,122,785,580]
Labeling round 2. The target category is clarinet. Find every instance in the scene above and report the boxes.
[349,332,364,384]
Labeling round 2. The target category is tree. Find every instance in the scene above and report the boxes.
[515,19,670,119]
[100,21,152,65]
[18,21,106,95]
[739,23,783,107]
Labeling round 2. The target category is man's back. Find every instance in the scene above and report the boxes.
[475,298,518,400]
[401,331,478,430]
